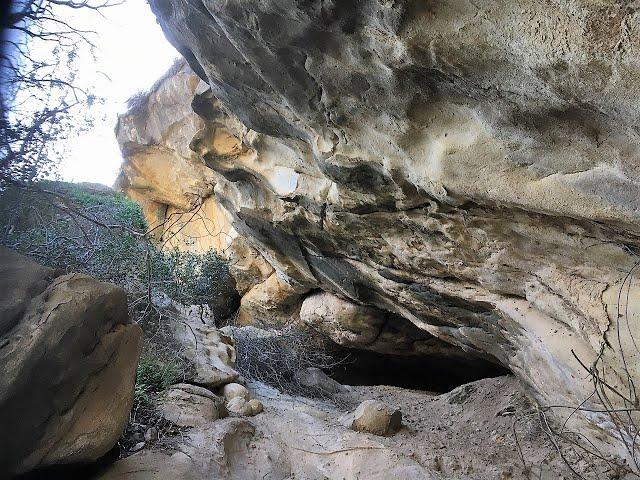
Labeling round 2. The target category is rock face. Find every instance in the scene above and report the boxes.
[115,61,236,254]
[95,418,256,480]
[300,290,481,358]
[150,297,240,385]
[236,272,308,326]
[173,306,239,387]
[119,0,640,466]
[0,248,142,475]
[116,61,277,322]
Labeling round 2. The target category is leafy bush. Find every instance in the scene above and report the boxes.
[134,350,184,406]
[70,189,147,231]
[0,181,239,321]
[0,181,240,453]
[163,250,239,319]
[0,182,149,286]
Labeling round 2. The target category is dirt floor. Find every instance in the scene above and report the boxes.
[247,375,616,480]
[94,375,624,480]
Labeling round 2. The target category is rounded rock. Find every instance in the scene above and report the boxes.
[247,399,264,415]
[226,396,253,416]
[158,387,222,427]
[222,383,250,402]
[351,400,402,436]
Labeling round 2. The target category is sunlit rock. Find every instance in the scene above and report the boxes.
[117,0,640,466]
[351,400,403,437]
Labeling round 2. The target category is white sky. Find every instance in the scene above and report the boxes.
[56,0,179,186]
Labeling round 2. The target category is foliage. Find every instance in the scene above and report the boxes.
[162,249,239,319]
[134,349,184,406]
[70,189,148,231]
[0,181,149,288]
[0,182,238,320]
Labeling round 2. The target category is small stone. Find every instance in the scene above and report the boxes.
[144,427,158,442]
[222,383,250,402]
[351,400,402,436]
[130,441,145,452]
[226,396,253,416]
[247,399,263,415]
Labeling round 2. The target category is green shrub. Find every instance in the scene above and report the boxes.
[134,350,184,406]
[162,249,239,319]
[69,189,147,231]
[0,181,239,321]
[0,182,149,285]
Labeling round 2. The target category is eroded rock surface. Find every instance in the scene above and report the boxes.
[173,306,239,386]
[95,418,256,480]
[115,61,236,254]
[96,377,610,479]
[119,0,640,466]
[0,248,142,476]
[158,383,227,427]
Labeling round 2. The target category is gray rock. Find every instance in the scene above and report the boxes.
[293,367,348,394]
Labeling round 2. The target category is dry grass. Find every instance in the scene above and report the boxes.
[232,324,347,400]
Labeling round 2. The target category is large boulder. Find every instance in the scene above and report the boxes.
[0,248,142,476]
[119,0,640,467]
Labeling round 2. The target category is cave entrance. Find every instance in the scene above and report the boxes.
[328,348,510,393]
[300,290,513,394]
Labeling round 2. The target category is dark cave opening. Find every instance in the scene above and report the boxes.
[329,349,510,393]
